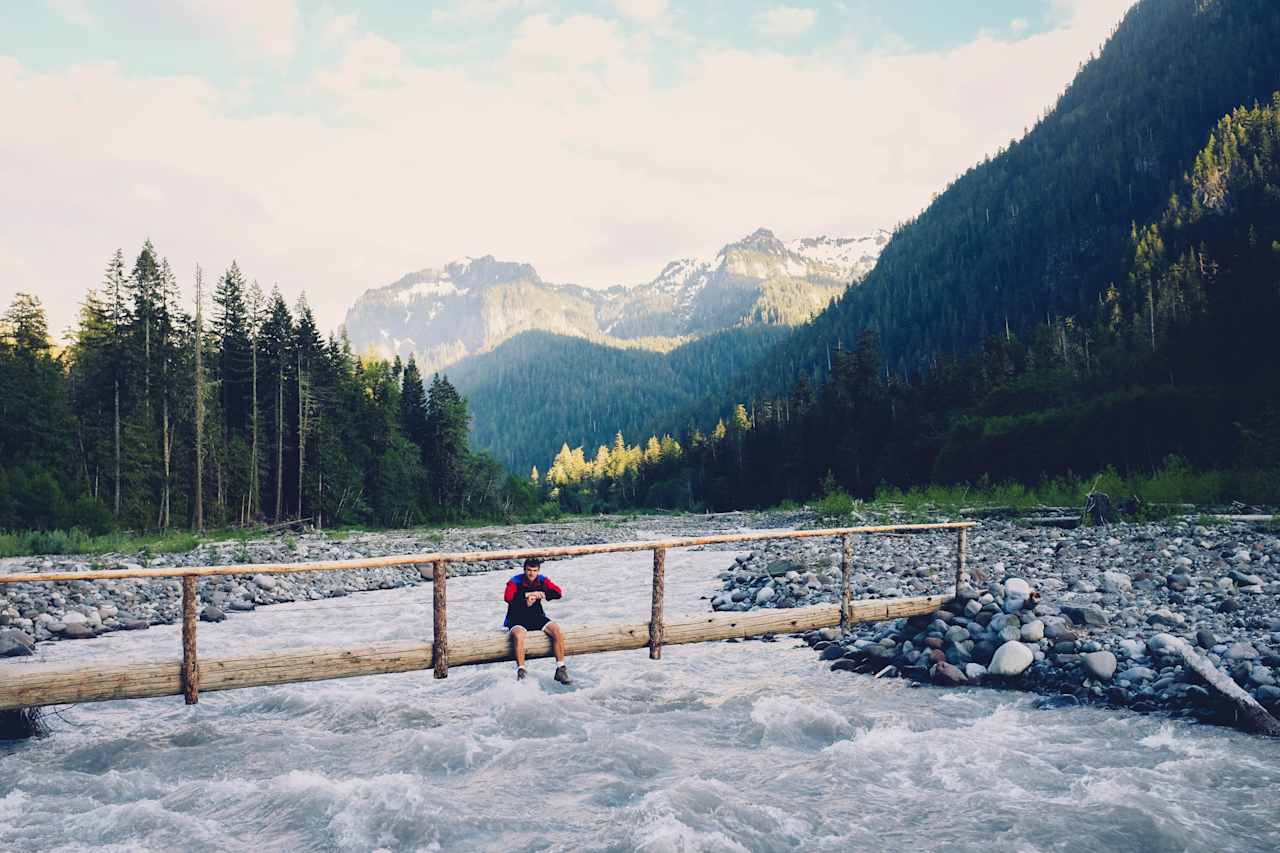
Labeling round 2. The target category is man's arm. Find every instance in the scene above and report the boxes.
[541,576,563,600]
[504,579,517,603]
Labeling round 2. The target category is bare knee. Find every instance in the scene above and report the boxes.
[510,627,527,645]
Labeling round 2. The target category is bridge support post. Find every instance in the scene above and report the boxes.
[433,561,448,679]
[181,576,199,704]
[650,547,666,659]
[954,528,968,596]
[839,535,853,633]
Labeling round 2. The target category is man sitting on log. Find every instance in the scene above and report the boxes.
[504,557,571,684]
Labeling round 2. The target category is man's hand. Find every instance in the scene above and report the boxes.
[525,591,544,606]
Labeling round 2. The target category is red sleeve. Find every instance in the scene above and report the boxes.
[504,579,517,603]
[541,576,563,600]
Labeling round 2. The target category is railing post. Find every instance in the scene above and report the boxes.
[954,527,968,597]
[839,535,853,634]
[181,575,200,704]
[649,547,666,660]
[433,561,449,678]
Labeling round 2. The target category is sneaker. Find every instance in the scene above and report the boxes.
[553,665,572,685]
[516,667,527,681]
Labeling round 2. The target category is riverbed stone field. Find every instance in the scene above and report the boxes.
[709,514,1280,727]
[3,510,1279,733]
[0,512,787,653]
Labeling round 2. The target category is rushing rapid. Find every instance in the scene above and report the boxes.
[3,542,1279,852]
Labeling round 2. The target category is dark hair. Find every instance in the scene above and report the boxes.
[523,557,543,569]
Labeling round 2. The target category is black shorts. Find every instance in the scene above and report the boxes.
[508,615,551,632]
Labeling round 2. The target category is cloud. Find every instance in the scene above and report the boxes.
[133,0,299,63]
[612,0,669,24]
[1011,18,1030,33]
[321,13,359,48]
[0,1,1137,340]
[46,0,94,27]
[431,0,544,23]
[752,6,817,38]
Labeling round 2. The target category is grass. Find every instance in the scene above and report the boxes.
[872,457,1280,515]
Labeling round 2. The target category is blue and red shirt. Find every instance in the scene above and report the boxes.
[503,573,563,629]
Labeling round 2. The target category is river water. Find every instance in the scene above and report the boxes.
[3,543,1280,852]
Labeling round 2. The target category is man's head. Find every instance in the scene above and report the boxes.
[523,557,543,582]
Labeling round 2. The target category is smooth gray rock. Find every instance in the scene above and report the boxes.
[932,662,967,685]
[200,606,226,623]
[1020,620,1045,642]
[988,641,1034,677]
[1082,650,1118,681]
[1061,603,1108,628]
[1101,572,1132,594]
[0,629,35,657]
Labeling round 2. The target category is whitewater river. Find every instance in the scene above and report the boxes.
[3,542,1280,852]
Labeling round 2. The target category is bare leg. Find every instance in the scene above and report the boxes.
[510,626,527,669]
[544,623,566,664]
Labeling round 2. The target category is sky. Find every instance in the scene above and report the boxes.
[1,0,1136,340]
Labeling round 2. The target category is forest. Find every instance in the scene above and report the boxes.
[0,252,541,540]
[535,95,1280,513]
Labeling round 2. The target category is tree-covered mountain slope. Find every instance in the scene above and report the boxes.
[446,325,789,473]
[527,93,1280,511]
[743,0,1280,394]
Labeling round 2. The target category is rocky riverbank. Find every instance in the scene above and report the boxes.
[0,511,798,658]
[711,516,1280,725]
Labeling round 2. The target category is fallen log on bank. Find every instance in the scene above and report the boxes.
[0,595,950,710]
[1168,636,1280,737]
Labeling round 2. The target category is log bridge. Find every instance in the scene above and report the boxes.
[0,522,975,712]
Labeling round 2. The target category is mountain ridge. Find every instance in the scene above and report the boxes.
[342,227,888,373]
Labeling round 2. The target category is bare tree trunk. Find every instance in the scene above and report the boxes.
[274,363,283,521]
[194,266,205,533]
[113,378,120,516]
[159,395,171,529]
[143,317,150,418]
[315,406,323,531]
[297,349,305,521]
[250,339,259,520]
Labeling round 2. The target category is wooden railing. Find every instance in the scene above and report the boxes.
[0,522,975,710]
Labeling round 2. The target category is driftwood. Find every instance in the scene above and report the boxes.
[0,596,950,710]
[1168,636,1280,737]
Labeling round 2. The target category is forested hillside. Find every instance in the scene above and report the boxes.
[0,249,541,537]
[744,0,1280,392]
[531,94,1280,510]
[448,325,789,473]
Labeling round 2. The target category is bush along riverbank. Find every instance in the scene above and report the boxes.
[712,517,1280,729]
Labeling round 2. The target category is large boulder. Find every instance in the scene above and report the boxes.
[1082,650,1117,681]
[988,641,1034,677]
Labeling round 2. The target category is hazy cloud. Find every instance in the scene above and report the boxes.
[752,6,818,38]
[1,0,1137,339]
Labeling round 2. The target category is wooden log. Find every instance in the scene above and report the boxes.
[181,576,199,704]
[0,523,979,586]
[650,547,666,660]
[1167,635,1280,737]
[433,560,448,679]
[0,595,949,710]
[954,527,968,595]
[839,535,852,633]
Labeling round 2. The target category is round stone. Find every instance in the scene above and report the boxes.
[988,641,1034,677]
